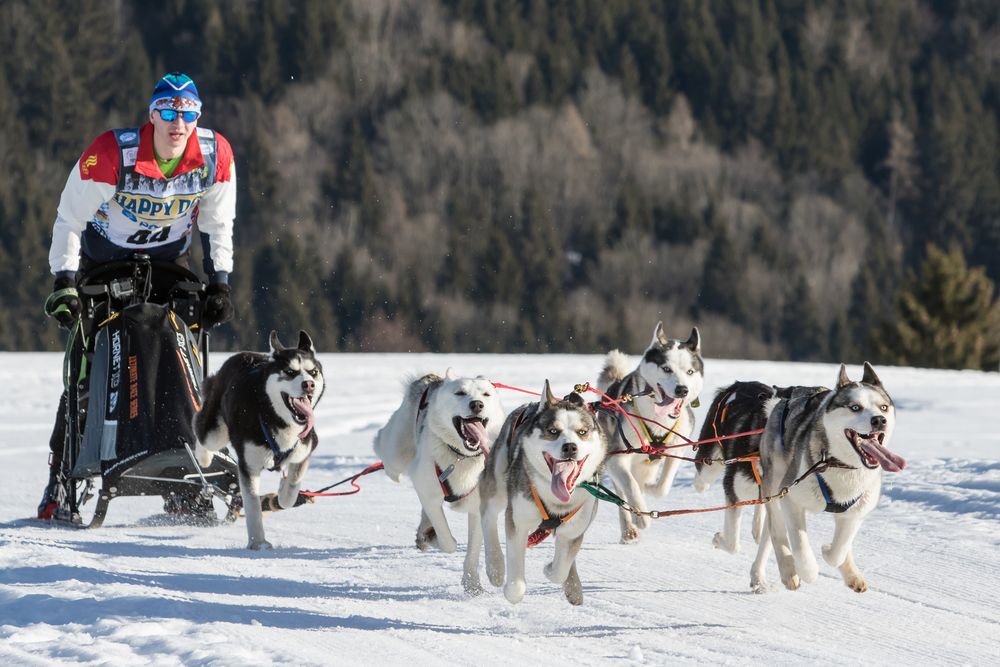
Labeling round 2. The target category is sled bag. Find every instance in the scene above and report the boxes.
[75,303,203,478]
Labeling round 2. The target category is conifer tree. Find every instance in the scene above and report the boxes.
[876,244,1000,371]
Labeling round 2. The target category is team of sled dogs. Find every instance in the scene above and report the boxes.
[193,322,906,605]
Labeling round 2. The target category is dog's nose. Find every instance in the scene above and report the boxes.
[469,400,484,414]
[674,385,689,398]
[561,442,578,459]
[302,380,315,394]
[871,415,887,430]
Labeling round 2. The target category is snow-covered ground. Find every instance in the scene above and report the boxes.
[1,352,998,666]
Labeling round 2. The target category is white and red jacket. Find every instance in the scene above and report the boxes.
[48,122,236,282]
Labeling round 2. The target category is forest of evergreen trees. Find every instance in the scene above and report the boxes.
[0,0,997,369]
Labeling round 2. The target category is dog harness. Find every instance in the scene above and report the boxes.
[526,481,586,547]
[434,463,475,503]
[258,413,297,471]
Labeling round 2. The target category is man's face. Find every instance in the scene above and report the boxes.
[150,109,197,156]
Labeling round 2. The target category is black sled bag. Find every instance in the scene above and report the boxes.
[73,303,203,479]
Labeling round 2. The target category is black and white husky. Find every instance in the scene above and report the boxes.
[194,331,324,550]
[479,382,608,605]
[596,322,704,543]
[373,370,505,594]
[692,381,824,554]
[750,363,906,593]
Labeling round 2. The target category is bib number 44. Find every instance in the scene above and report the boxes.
[126,226,171,245]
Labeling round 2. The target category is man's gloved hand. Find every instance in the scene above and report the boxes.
[202,282,233,328]
[44,277,81,329]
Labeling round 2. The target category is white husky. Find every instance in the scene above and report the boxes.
[596,323,705,543]
[373,370,505,593]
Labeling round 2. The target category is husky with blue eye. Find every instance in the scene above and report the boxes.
[194,330,324,550]
[750,363,906,593]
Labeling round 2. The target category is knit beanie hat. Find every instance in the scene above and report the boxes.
[149,73,202,115]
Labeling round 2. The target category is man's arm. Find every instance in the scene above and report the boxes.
[48,132,120,279]
[196,133,236,283]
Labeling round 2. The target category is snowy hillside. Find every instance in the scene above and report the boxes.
[1,353,998,665]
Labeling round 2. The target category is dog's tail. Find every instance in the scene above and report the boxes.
[597,350,631,392]
[373,373,443,482]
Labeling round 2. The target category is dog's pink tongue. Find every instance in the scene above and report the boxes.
[462,420,490,454]
[654,397,684,420]
[550,460,578,503]
[291,396,314,439]
[859,438,906,472]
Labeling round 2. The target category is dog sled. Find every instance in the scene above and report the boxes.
[49,253,241,528]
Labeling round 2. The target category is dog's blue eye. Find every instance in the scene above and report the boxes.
[850,404,861,412]
[547,427,559,435]
[577,429,588,437]
[662,367,672,374]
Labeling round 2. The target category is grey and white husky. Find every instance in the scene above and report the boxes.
[194,331,325,550]
[373,370,505,594]
[596,322,704,543]
[479,382,608,605]
[692,382,823,554]
[750,363,906,593]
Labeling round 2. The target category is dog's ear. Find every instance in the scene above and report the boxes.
[861,361,882,387]
[297,330,314,353]
[837,364,852,388]
[652,321,669,347]
[445,367,457,380]
[269,330,284,355]
[684,326,700,352]
[539,380,559,408]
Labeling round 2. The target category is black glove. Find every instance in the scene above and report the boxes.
[44,277,81,329]
[202,282,233,328]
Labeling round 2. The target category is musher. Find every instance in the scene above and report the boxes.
[38,72,237,519]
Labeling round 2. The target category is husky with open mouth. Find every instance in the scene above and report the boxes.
[750,362,906,593]
[596,322,704,543]
[479,382,608,605]
[373,370,505,594]
[194,331,324,550]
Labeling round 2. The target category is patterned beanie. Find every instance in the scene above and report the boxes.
[149,72,202,115]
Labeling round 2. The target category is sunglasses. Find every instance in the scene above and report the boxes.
[156,109,200,123]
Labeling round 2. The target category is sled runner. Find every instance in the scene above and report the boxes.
[50,254,241,528]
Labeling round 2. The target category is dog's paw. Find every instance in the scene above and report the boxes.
[462,571,484,596]
[712,532,739,554]
[844,573,868,593]
[247,538,273,551]
[620,526,641,544]
[563,577,584,606]
[782,573,801,591]
[750,578,769,594]
[798,559,819,584]
[486,560,505,587]
[503,580,526,604]
[415,526,437,551]
[437,535,458,554]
